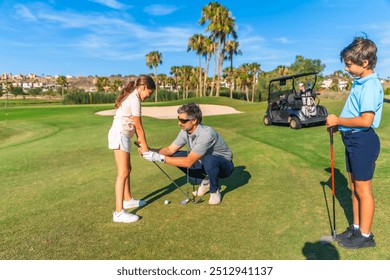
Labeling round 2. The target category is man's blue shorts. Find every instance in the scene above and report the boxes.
[341,128,380,181]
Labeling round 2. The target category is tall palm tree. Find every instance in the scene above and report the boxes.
[199,2,237,97]
[188,34,207,97]
[56,75,68,99]
[202,37,214,96]
[224,40,242,98]
[146,50,162,102]
[249,62,261,102]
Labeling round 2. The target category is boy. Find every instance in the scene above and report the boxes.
[326,36,383,249]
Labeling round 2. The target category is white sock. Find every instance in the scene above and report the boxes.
[353,224,360,230]
[361,232,371,238]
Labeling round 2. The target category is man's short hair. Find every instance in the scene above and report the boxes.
[177,103,202,123]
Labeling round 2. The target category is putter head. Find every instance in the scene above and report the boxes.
[319,235,336,244]
[192,197,204,204]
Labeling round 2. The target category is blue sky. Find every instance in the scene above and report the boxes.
[1,0,390,78]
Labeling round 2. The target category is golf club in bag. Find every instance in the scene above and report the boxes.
[320,126,337,244]
[134,141,201,205]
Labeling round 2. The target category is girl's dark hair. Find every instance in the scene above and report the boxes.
[177,102,202,123]
[340,36,378,69]
[115,75,156,108]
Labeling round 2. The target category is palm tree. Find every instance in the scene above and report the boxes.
[224,40,242,98]
[199,2,237,97]
[95,76,110,93]
[157,73,167,91]
[277,65,289,76]
[110,79,122,93]
[170,66,180,99]
[56,75,68,99]
[179,65,193,99]
[188,34,207,97]
[166,76,176,91]
[237,63,252,102]
[146,50,162,102]
[202,37,214,96]
[249,62,261,102]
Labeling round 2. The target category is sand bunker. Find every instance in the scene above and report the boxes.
[96,104,241,119]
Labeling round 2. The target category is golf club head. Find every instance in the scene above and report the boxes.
[192,197,204,204]
[319,235,336,244]
[180,198,190,205]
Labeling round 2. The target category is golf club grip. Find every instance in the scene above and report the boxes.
[329,126,334,145]
[134,141,141,148]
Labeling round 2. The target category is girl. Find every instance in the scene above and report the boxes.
[108,75,155,223]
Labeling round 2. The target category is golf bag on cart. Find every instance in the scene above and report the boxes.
[301,91,317,117]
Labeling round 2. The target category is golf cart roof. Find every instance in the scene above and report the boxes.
[269,72,318,83]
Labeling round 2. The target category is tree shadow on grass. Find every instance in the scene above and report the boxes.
[137,165,251,207]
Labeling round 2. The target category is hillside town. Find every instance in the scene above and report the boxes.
[1,71,371,98]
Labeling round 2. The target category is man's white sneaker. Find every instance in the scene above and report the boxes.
[192,177,210,197]
[113,209,139,223]
[123,198,147,209]
[209,190,221,205]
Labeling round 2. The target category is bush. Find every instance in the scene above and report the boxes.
[150,89,179,102]
[62,90,117,105]
[385,87,390,96]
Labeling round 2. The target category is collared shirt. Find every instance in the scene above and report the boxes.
[110,89,141,133]
[339,73,383,132]
[172,124,233,161]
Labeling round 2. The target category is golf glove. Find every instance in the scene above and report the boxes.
[142,151,166,163]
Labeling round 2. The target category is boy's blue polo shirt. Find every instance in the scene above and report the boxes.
[339,73,383,132]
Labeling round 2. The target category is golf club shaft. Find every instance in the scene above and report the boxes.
[329,126,336,235]
[134,141,190,199]
[152,161,190,198]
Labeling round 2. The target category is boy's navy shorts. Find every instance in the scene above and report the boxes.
[341,128,380,181]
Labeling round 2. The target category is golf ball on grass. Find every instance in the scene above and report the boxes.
[164,200,170,205]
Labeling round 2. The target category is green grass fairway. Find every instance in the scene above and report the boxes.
[1,97,390,260]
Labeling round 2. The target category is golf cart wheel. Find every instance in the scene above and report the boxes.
[263,115,272,126]
[289,116,302,129]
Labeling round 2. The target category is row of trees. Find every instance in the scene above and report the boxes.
[144,2,327,102]
[2,2,353,103]
[145,2,240,102]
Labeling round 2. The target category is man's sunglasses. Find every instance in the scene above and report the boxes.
[178,117,192,124]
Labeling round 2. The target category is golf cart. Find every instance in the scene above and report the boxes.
[263,72,328,129]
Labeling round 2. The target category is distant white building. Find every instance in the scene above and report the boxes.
[338,80,348,91]
[321,79,332,89]
[321,78,348,91]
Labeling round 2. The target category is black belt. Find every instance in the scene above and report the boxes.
[340,128,371,136]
